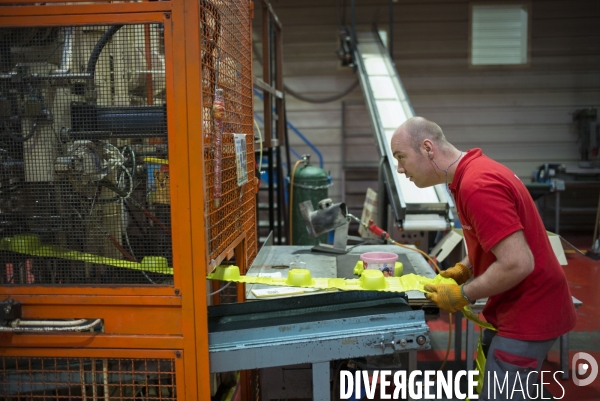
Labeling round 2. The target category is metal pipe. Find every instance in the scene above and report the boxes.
[351,0,357,50]
[144,24,154,105]
[0,318,102,332]
[11,318,88,327]
[92,358,97,401]
[103,359,109,401]
[389,0,394,59]
[66,130,166,140]
[0,72,92,80]
[53,27,74,75]
[81,358,87,401]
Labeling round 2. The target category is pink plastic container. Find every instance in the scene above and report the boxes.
[360,252,398,277]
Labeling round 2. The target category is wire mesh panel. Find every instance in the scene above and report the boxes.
[0,24,174,285]
[0,356,176,400]
[201,0,257,266]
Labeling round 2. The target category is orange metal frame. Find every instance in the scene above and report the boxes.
[0,1,253,399]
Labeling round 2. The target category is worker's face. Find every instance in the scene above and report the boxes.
[390,129,436,188]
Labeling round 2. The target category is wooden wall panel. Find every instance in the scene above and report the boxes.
[253,0,600,230]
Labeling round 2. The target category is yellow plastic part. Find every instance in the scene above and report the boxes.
[353,260,364,275]
[207,264,497,331]
[143,157,169,165]
[210,265,241,281]
[1,235,173,274]
[286,268,316,286]
[394,262,404,277]
[352,260,404,277]
[359,269,387,290]
[475,333,486,394]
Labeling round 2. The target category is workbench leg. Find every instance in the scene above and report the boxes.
[408,350,417,372]
[454,312,463,363]
[407,351,418,401]
[561,332,569,380]
[312,362,330,401]
[466,320,475,372]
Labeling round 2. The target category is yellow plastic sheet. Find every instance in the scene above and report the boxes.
[0,235,173,275]
[207,265,496,330]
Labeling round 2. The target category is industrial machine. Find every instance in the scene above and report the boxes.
[0,2,434,400]
[0,1,256,399]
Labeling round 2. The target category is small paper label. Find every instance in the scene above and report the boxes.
[233,133,248,186]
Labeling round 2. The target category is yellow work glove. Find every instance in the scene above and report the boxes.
[439,262,472,285]
[424,283,468,313]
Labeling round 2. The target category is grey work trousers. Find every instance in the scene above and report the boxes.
[480,329,558,401]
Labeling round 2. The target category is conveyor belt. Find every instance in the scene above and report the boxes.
[208,290,410,332]
[354,31,454,229]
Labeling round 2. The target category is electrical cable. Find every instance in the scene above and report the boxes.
[252,42,359,104]
[122,145,136,182]
[99,180,171,236]
[284,79,359,104]
[288,159,304,244]
[208,281,232,296]
[392,241,441,274]
[121,200,155,285]
[3,121,38,142]
[254,117,263,174]
[118,164,134,200]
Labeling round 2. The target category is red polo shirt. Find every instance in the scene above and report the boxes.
[449,149,576,340]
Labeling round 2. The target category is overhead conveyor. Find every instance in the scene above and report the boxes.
[354,31,455,231]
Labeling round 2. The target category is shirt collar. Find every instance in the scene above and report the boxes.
[448,148,482,192]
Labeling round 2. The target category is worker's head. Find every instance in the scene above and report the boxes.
[390,117,452,188]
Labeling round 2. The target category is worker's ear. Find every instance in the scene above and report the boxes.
[423,140,434,158]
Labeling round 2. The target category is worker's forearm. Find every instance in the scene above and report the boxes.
[462,260,530,302]
[460,256,471,270]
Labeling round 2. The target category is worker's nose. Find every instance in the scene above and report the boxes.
[397,166,405,174]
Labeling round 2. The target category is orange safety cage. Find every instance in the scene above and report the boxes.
[0,1,256,399]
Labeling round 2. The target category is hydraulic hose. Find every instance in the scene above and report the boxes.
[86,24,124,80]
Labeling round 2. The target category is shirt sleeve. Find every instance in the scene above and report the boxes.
[463,181,523,253]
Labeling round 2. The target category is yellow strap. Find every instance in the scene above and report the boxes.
[1,235,173,275]
[207,265,496,330]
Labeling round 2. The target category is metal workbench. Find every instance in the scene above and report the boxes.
[244,242,437,303]
[208,239,436,400]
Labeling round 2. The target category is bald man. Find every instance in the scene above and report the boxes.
[391,117,576,400]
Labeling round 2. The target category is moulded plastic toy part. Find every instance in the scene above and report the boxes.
[353,260,364,275]
[286,268,315,287]
[394,262,404,277]
[8,234,41,253]
[140,256,169,273]
[353,260,404,277]
[359,269,387,290]
[289,254,306,269]
[212,265,241,281]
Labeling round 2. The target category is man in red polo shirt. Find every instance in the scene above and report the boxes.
[390,116,576,400]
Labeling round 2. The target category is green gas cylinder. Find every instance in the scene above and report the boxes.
[290,156,330,245]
